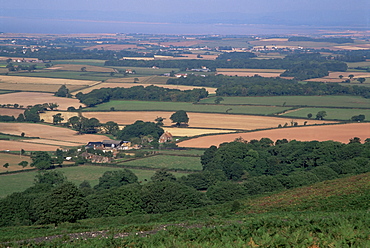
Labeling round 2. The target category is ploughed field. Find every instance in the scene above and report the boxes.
[177,123,370,148]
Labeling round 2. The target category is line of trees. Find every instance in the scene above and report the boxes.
[75,85,208,107]
[167,74,370,98]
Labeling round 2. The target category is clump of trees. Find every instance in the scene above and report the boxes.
[54,85,72,98]
[170,110,189,127]
[75,86,208,107]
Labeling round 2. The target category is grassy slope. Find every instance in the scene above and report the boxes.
[1,173,369,245]
[282,107,370,120]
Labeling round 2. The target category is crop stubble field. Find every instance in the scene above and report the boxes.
[178,123,370,148]
[0,92,84,110]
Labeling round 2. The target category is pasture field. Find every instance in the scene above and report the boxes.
[82,111,335,131]
[105,66,178,75]
[84,44,142,50]
[199,95,370,108]
[347,61,370,68]
[0,153,32,171]
[47,64,115,72]
[0,92,84,110]
[0,123,110,146]
[305,71,370,83]
[0,90,14,94]
[281,107,370,120]
[0,165,190,198]
[73,81,217,94]
[106,75,169,84]
[0,82,84,93]
[85,100,292,115]
[8,71,113,81]
[163,127,236,136]
[178,123,370,148]
[216,68,284,77]
[0,75,96,86]
[118,155,202,171]
[51,59,106,66]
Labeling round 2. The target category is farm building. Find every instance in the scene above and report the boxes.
[159,131,173,143]
[85,140,132,150]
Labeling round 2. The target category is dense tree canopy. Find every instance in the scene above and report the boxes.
[116,120,164,141]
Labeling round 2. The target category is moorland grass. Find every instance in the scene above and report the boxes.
[199,95,370,109]
[84,100,291,115]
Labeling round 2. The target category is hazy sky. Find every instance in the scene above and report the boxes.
[1,0,369,34]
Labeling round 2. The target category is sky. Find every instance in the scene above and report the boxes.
[1,0,369,34]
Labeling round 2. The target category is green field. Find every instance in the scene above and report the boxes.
[0,90,14,94]
[0,165,190,198]
[200,95,370,109]
[347,61,370,68]
[106,66,179,75]
[51,60,107,66]
[118,155,202,171]
[9,71,116,81]
[282,107,370,120]
[85,100,291,115]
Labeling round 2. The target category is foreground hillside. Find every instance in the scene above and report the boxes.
[1,173,369,247]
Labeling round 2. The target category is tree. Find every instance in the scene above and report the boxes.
[34,182,87,225]
[154,116,165,126]
[18,161,28,168]
[316,111,327,120]
[214,97,224,104]
[351,114,365,122]
[52,113,64,125]
[31,151,52,170]
[357,78,366,84]
[54,85,71,98]
[348,74,354,80]
[16,113,25,122]
[3,163,9,168]
[307,113,312,119]
[81,67,87,72]
[207,181,247,203]
[103,121,119,135]
[34,171,66,186]
[94,170,138,190]
[48,103,59,110]
[68,116,101,134]
[170,110,189,127]
[339,75,343,79]
[116,120,164,141]
[134,78,139,83]
[151,169,176,182]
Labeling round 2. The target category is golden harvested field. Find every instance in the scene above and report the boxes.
[333,44,370,50]
[0,75,96,86]
[82,111,336,130]
[47,64,115,72]
[216,68,284,77]
[0,140,60,151]
[178,123,370,148]
[0,153,32,172]
[0,108,24,116]
[74,82,217,94]
[0,123,109,145]
[22,139,82,147]
[163,127,236,137]
[0,82,84,93]
[0,92,84,110]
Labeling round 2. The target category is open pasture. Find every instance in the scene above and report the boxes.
[0,123,110,146]
[106,75,169,84]
[0,165,190,198]
[178,123,370,148]
[106,66,178,76]
[86,100,292,115]
[0,92,84,110]
[82,111,335,131]
[119,155,202,171]
[281,107,370,120]
[51,59,106,66]
[216,68,284,77]
[0,153,32,172]
[47,64,115,73]
[200,95,370,108]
